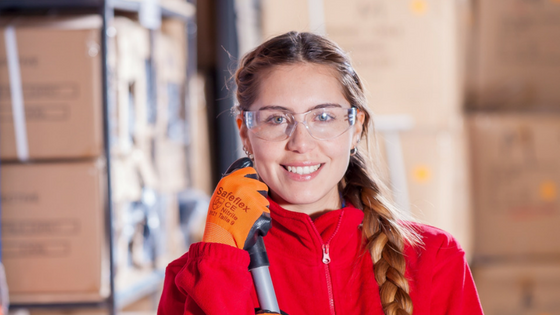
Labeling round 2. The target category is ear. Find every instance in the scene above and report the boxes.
[351,110,366,148]
[237,114,253,153]
[236,116,243,129]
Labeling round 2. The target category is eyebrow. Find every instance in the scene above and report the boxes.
[258,103,343,112]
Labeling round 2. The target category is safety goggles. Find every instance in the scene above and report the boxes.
[243,107,358,141]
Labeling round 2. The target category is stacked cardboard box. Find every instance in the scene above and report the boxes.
[466,1,560,314]
[154,18,188,193]
[0,16,109,303]
[0,162,108,304]
[153,19,214,259]
[186,74,212,196]
[262,0,470,128]
[110,17,157,278]
[377,126,472,254]
[467,0,560,111]
[472,262,560,315]
[261,0,473,254]
[0,16,104,161]
[110,17,152,157]
[154,18,192,264]
[0,15,192,305]
[468,115,560,314]
[109,17,191,284]
[468,114,560,260]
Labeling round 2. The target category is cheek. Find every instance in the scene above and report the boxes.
[329,136,354,171]
[249,138,280,174]
[330,133,354,156]
[330,143,352,170]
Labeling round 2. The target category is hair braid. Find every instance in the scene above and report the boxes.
[343,155,416,315]
[362,188,413,315]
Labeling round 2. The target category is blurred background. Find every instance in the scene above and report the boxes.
[0,0,558,314]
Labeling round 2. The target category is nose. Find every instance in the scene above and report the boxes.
[286,121,316,153]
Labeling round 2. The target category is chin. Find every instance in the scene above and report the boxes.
[272,188,330,208]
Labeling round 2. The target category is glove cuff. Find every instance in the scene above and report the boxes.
[202,221,236,247]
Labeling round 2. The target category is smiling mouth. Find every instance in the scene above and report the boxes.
[283,164,322,175]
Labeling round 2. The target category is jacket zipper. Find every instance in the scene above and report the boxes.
[322,244,335,315]
[309,211,345,315]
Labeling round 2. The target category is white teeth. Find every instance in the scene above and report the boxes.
[286,164,321,175]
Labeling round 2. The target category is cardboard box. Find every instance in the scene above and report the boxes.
[152,22,189,193]
[468,0,560,111]
[111,18,189,193]
[156,192,186,268]
[158,19,187,87]
[402,126,471,256]
[113,191,183,275]
[154,139,187,192]
[111,150,147,203]
[154,21,187,143]
[0,16,103,161]
[0,160,108,303]
[468,114,560,259]
[187,74,213,196]
[111,151,162,273]
[377,124,472,257]
[473,262,560,315]
[261,0,470,128]
[111,17,152,157]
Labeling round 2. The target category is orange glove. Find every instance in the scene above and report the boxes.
[203,167,271,250]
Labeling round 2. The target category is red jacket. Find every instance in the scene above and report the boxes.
[158,200,484,315]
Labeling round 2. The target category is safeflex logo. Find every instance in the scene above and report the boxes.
[212,196,225,210]
[214,187,249,212]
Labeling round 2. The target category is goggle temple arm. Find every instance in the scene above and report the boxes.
[349,108,358,125]
[243,111,255,129]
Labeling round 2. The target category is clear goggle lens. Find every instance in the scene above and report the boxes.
[244,107,357,141]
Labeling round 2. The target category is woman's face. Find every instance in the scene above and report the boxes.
[239,63,364,215]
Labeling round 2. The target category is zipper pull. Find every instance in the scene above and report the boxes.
[322,244,331,264]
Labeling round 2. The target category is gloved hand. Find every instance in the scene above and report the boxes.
[203,167,271,250]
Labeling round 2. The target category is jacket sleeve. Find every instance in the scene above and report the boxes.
[429,239,484,315]
[157,242,258,315]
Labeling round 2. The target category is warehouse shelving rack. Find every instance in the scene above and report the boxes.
[0,1,196,314]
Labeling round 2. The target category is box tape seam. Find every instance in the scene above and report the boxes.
[4,25,29,161]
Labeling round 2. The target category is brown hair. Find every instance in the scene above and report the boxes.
[234,31,421,315]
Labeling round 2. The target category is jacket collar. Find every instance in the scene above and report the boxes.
[265,198,366,266]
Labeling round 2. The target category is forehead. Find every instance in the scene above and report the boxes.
[251,63,349,111]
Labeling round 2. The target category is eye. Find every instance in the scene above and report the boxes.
[315,111,334,122]
[265,114,288,125]
[272,116,285,124]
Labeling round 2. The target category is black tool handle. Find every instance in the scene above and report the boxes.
[224,158,280,313]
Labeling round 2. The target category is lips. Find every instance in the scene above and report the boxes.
[283,164,322,175]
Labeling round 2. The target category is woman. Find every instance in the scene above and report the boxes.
[158,31,484,315]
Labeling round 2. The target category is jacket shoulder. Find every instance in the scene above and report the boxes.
[405,222,466,262]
